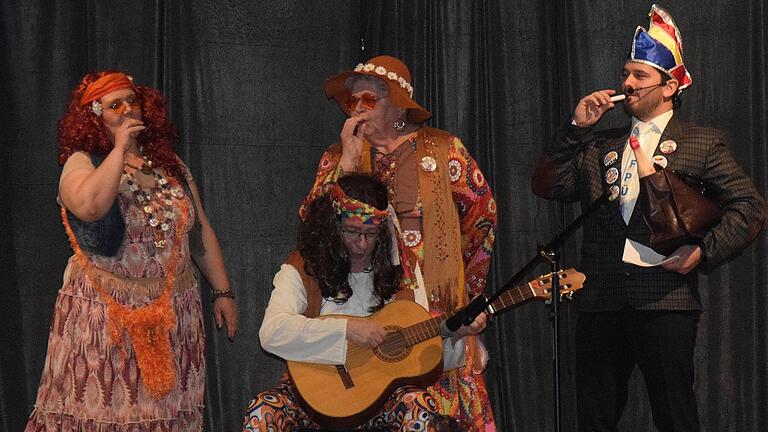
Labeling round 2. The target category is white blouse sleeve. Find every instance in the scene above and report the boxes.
[258,264,349,364]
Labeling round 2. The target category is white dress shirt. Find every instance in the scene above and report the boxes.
[619,109,674,224]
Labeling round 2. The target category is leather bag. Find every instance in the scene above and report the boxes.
[638,169,722,255]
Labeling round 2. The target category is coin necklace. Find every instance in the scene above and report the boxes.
[123,147,185,249]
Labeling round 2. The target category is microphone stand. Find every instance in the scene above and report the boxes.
[444,192,612,432]
[542,246,562,432]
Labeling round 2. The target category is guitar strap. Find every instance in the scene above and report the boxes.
[284,250,413,319]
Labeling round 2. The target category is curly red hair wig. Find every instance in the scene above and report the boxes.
[57,70,185,180]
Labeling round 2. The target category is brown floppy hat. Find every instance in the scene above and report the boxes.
[324,55,432,124]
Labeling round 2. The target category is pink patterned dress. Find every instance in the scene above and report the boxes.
[25,164,205,432]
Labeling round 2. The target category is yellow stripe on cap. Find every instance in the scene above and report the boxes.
[648,27,682,67]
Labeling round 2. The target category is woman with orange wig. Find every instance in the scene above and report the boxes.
[24,70,237,431]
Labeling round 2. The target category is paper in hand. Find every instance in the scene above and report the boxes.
[622,239,679,267]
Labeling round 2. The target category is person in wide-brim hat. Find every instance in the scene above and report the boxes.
[299,54,500,431]
[324,55,431,124]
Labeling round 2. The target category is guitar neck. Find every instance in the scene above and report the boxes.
[398,315,444,347]
[487,280,539,316]
[397,280,542,346]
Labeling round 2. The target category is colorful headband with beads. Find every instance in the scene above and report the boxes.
[329,183,388,225]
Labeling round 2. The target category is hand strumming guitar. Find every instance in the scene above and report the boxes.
[346,318,387,349]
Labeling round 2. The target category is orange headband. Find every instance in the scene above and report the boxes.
[80,73,134,105]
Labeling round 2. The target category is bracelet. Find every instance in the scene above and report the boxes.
[211,289,235,302]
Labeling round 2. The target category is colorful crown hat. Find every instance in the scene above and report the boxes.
[629,4,692,94]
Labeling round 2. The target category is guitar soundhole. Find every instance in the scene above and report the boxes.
[374,326,411,362]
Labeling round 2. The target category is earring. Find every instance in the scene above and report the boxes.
[393,119,406,131]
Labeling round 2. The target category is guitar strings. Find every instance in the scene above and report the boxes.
[342,272,581,360]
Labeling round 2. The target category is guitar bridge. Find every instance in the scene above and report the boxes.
[335,364,355,389]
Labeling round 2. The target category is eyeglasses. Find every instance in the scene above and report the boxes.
[344,92,385,113]
[107,94,141,115]
[339,228,380,241]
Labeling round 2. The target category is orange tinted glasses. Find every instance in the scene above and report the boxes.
[107,94,141,115]
[344,93,384,113]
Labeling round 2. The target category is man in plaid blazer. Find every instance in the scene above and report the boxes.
[531,5,765,432]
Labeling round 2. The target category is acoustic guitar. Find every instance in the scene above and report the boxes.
[287,268,585,429]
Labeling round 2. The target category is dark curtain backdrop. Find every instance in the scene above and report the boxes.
[2,1,765,431]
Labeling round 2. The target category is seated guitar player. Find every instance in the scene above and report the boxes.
[242,174,487,432]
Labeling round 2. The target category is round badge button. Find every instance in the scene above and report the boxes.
[420,156,437,173]
[608,185,620,201]
[659,140,677,154]
[653,155,668,168]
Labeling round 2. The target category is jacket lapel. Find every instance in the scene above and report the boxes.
[652,114,682,170]
[599,127,629,202]
[598,126,631,225]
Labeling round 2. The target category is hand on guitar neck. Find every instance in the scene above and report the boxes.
[448,312,488,345]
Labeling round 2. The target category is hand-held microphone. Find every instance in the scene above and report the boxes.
[609,82,665,102]
[609,94,627,102]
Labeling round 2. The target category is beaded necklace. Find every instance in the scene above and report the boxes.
[123,147,186,249]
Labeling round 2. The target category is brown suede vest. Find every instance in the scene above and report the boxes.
[284,250,413,318]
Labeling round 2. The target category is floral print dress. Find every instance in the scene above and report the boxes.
[26,163,206,432]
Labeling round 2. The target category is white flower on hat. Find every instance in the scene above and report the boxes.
[91,100,103,117]
[353,63,415,98]
[400,81,414,97]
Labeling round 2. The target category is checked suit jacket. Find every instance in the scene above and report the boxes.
[532,114,766,312]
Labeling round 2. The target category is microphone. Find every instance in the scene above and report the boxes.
[610,82,665,102]
[443,294,490,332]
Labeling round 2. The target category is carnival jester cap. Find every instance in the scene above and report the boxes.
[329,183,389,225]
[629,4,692,94]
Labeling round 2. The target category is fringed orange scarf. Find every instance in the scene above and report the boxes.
[414,128,465,313]
[356,127,464,312]
[60,187,189,400]
[359,128,484,375]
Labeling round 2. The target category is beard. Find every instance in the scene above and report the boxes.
[622,89,665,120]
